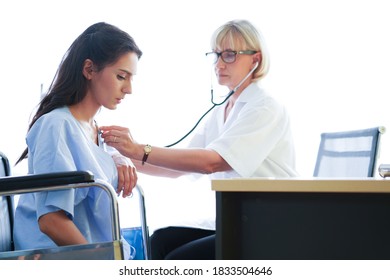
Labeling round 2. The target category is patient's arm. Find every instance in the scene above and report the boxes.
[38,210,88,246]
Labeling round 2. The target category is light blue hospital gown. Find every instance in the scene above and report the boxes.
[13,106,129,257]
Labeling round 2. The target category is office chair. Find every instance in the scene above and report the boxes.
[313,126,385,177]
[0,151,150,260]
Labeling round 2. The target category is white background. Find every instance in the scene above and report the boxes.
[1,0,389,232]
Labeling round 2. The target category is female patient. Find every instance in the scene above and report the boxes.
[14,22,142,258]
[100,19,298,259]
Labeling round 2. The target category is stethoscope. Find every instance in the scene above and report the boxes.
[165,61,259,147]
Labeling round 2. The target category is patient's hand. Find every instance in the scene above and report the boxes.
[112,153,137,197]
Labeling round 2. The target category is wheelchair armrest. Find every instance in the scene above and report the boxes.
[0,171,94,192]
[0,170,123,258]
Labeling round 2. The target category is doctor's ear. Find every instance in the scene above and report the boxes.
[253,52,262,64]
[82,59,95,80]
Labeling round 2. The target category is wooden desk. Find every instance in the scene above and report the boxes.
[212,178,390,259]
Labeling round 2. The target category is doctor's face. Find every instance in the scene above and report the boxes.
[213,42,256,91]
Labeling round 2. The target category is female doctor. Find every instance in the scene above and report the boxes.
[100,19,298,259]
[14,22,142,258]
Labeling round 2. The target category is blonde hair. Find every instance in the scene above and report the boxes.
[210,19,270,82]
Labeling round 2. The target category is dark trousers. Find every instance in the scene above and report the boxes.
[150,226,215,260]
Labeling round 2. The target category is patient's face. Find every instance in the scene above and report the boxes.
[88,51,139,110]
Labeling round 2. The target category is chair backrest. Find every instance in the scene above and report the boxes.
[0,151,13,252]
[313,126,385,177]
[0,151,10,177]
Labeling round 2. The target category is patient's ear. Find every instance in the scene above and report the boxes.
[82,59,95,80]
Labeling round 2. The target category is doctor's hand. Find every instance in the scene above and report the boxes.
[112,154,137,198]
[100,125,138,159]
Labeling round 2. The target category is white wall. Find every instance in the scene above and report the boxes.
[1,0,389,232]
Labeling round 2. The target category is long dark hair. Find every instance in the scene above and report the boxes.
[16,22,142,164]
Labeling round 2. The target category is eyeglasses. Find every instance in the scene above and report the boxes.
[205,50,257,64]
